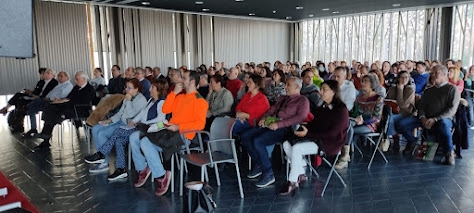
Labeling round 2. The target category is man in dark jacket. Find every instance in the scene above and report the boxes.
[0,68,58,114]
[35,71,96,150]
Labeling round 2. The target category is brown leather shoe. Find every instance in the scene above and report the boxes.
[297,174,308,185]
[134,166,151,188]
[279,181,298,196]
[155,171,171,196]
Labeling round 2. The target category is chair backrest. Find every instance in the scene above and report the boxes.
[209,117,235,155]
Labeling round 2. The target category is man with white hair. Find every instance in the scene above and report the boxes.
[23,71,74,137]
[332,66,357,111]
[35,71,95,150]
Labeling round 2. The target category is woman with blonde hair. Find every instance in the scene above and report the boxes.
[310,67,324,88]
[448,67,464,94]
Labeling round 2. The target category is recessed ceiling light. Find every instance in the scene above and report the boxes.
[393,4,401,7]
[332,11,339,14]
[141,1,150,5]
[286,16,292,20]
[202,8,210,12]
[235,0,244,2]
[195,1,203,5]
[249,13,255,16]
[272,10,277,14]
[322,8,330,11]
[296,6,304,10]
[309,14,314,17]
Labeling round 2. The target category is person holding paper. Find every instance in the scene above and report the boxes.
[85,78,147,175]
[386,71,416,151]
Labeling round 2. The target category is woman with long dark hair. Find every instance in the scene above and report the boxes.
[280,80,349,195]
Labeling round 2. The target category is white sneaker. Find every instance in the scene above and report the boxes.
[89,163,109,173]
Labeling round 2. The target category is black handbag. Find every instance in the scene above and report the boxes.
[184,182,216,213]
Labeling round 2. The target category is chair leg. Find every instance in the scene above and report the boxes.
[305,158,319,178]
[248,156,251,170]
[323,157,346,187]
[214,164,221,186]
[171,154,175,193]
[234,162,245,198]
[128,143,131,171]
[368,137,388,169]
[179,157,184,196]
[322,154,346,197]
[204,168,209,182]
[201,166,205,181]
[285,159,289,181]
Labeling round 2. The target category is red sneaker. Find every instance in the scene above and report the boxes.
[134,166,151,188]
[155,171,171,196]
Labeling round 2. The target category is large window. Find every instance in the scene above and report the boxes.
[300,9,434,64]
[451,4,474,66]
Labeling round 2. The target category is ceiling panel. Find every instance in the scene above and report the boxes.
[60,0,472,20]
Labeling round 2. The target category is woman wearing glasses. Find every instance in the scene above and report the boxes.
[86,78,147,174]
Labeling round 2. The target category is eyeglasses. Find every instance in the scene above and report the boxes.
[125,87,135,90]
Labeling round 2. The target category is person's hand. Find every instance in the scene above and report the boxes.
[124,93,132,100]
[128,121,136,127]
[294,126,308,137]
[258,119,266,127]
[423,118,436,129]
[268,122,278,130]
[206,110,212,118]
[174,83,183,94]
[99,120,111,126]
[235,112,247,123]
[355,115,364,125]
[24,89,33,96]
[397,82,404,90]
[167,124,179,132]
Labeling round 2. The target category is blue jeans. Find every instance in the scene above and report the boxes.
[130,131,190,179]
[232,120,253,136]
[387,114,405,136]
[240,127,289,175]
[92,121,124,164]
[98,127,135,169]
[398,116,454,151]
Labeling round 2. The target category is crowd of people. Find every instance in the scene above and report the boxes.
[1,58,472,197]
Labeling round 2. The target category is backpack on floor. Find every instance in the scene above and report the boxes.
[7,109,26,133]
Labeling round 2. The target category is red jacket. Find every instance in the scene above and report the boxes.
[235,91,269,126]
[226,78,243,99]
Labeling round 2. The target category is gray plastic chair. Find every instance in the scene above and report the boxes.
[179,117,244,198]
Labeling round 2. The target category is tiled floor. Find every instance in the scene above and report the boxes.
[1,109,474,212]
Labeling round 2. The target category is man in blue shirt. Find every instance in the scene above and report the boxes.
[411,61,429,95]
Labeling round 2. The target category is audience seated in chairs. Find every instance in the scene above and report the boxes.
[135,67,152,100]
[107,65,126,95]
[332,66,357,111]
[226,67,243,99]
[336,74,384,169]
[300,69,321,113]
[34,71,96,150]
[23,71,74,137]
[240,77,310,188]
[87,78,147,173]
[397,65,460,165]
[281,80,349,195]
[0,68,57,116]
[266,70,286,106]
[385,71,417,152]
[232,74,270,136]
[448,66,465,94]
[85,79,168,181]
[412,61,430,95]
[130,70,208,196]
[205,74,234,131]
